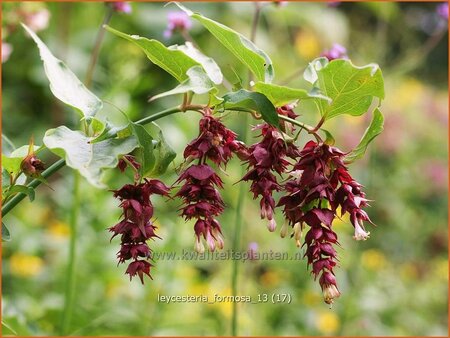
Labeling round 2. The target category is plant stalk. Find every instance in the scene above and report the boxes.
[1,106,198,217]
[85,5,114,88]
[231,4,262,335]
[231,113,248,337]
[59,171,80,335]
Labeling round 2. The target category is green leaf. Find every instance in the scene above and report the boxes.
[322,129,335,146]
[1,145,41,177]
[1,317,31,336]
[22,24,102,119]
[2,134,15,156]
[175,3,274,83]
[253,82,309,106]
[150,66,217,101]
[130,123,155,177]
[314,59,385,120]
[303,57,329,84]
[222,89,279,127]
[145,123,176,176]
[346,108,384,163]
[171,42,223,84]
[7,185,35,202]
[89,118,130,144]
[2,222,11,241]
[43,126,139,188]
[105,25,199,83]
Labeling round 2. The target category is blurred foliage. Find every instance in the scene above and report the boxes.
[2,1,448,336]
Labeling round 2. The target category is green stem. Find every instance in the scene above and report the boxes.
[59,171,80,335]
[2,159,66,216]
[85,6,114,87]
[1,106,196,218]
[231,5,262,334]
[231,113,248,337]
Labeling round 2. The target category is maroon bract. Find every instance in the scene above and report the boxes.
[241,107,300,232]
[278,141,372,304]
[176,110,243,252]
[183,112,245,167]
[109,179,170,283]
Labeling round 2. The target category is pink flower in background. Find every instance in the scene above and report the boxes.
[321,43,348,61]
[248,242,259,260]
[437,3,449,20]
[24,8,50,32]
[273,1,289,7]
[327,1,341,7]
[2,42,12,63]
[164,11,192,38]
[422,160,448,190]
[111,2,132,14]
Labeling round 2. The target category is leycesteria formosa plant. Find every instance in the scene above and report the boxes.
[2,3,385,306]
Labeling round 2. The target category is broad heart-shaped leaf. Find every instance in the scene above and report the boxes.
[222,89,279,127]
[253,82,309,106]
[43,126,139,188]
[105,25,198,83]
[346,108,384,163]
[170,42,223,85]
[175,2,274,83]
[22,24,102,119]
[145,123,176,177]
[150,66,217,101]
[2,222,11,242]
[315,59,385,120]
[2,145,41,177]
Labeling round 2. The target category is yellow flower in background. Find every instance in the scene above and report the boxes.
[315,311,340,334]
[303,290,321,306]
[260,270,281,287]
[389,77,424,108]
[295,30,321,60]
[399,262,419,281]
[332,208,349,230]
[9,253,43,277]
[432,258,448,281]
[47,220,70,238]
[361,249,387,270]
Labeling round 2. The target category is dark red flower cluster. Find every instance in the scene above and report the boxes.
[278,141,372,304]
[176,109,244,252]
[241,107,300,232]
[109,179,170,283]
[176,165,225,252]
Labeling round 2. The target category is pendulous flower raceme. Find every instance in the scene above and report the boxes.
[278,140,373,305]
[109,178,170,283]
[241,106,300,232]
[176,108,245,253]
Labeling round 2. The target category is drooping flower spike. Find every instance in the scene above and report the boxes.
[176,109,245,252]
[109,178,170,283]
[241,105,300,232]
[278,141,373,304]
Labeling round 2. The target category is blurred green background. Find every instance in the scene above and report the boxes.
[2,1,448,336]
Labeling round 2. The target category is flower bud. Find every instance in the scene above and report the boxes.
[267,218,277,232]
[21,154,45,177]
[322,284,341,305]
[195,237,205,254]
[353,220,370,241]
[280,221,289,238]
